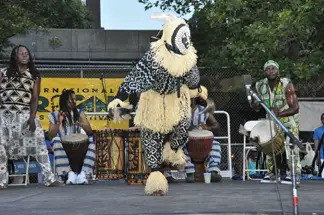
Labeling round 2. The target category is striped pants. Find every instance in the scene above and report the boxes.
[52,135,95,176]
[184,140,221,173]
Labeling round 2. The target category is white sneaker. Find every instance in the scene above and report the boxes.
[66,171,77,185]
[281,175,292,185]
[76,171,88,185]
[281,175,300,185]
[260,173,280,184]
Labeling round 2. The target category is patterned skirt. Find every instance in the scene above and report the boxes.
[0,110,47,159]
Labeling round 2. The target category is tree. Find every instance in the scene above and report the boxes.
[139,0,324,79]
[0,0,92,55]
[138,0,213,14]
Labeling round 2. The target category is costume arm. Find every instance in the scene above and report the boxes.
[0,70,2,104]
[115,51,157,101]
[108,51,157,111]
[184,66,208,100]
[183,65,200,89]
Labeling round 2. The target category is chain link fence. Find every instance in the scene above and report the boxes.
[1,61,323,181]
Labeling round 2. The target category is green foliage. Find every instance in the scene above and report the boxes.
[139,0,324,80]
[138,0,213,14]
[0,0,92,54]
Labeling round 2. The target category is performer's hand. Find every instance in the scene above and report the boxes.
[272,108,280,117]
[27,117,36,132]
[58,111,66,125]
[74,120,86,130]
[250,99,260,109]
[74,120,80,127]
[200,124,209,130]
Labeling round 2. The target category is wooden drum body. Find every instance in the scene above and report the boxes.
[127,127,151,185]
[187,129,214,163]
[61,133,89,174]
[187,129,214,182]
[250,120,285,156]
[95,129,125,179]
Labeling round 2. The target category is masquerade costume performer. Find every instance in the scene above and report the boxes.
[108,14,207,195]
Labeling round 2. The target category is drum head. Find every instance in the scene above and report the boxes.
[250,120,279,144]
[62,133,88,143]
[188,129,213,138]
[244,120,261,132]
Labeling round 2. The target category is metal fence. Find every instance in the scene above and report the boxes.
[1,62,323,181]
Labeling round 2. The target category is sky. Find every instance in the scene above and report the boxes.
[100,0,192,30]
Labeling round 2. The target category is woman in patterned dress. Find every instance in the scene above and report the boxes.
[0,45,62,188]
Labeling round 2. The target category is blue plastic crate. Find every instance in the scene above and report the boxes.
[13,161,41,174]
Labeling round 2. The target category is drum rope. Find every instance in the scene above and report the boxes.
[72,142,81,150]
[268,119,285,215]
[140,145,146,173]
[110,132,124,172]
[110,136,119,170]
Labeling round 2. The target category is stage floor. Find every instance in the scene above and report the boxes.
[1,179,323,215]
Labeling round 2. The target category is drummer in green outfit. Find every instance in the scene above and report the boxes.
[251,60,301,185]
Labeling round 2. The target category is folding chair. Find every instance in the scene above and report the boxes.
[8,156,31,186]
[242,121,268,181]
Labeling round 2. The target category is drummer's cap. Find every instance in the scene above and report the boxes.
[264,60,279,71]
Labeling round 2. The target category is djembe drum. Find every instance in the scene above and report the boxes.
[126,127,151,185]
[61,133,89,174]
[249,120,285,156]
[94,129,126,179]
[187,129,214,182]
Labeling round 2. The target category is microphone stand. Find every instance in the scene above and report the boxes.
[248,87,304,215]
[100,73,110,126]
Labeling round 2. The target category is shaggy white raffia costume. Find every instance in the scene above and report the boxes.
[108,14,207,195]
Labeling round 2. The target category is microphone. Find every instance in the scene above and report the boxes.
[100,73,104,80]
[242,74,253,104]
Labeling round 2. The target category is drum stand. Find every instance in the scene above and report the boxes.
[247,88,305,215]
[100,73,110,126]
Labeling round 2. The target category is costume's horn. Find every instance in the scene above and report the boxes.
[150,13,177,21]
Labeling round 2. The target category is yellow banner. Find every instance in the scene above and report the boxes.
[37,78,128,130]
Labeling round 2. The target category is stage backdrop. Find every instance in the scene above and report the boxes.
[37,78,128,130]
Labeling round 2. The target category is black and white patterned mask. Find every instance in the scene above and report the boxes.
[166,24,191,55]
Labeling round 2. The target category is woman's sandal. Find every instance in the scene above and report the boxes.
[0,185,8,189]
